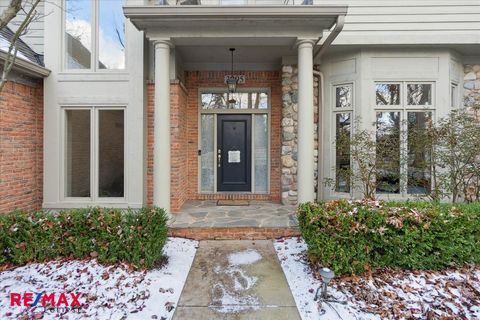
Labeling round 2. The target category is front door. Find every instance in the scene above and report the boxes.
[217,114,251,191]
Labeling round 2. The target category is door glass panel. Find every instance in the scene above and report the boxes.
[407,112,432,194]
[65,0,92,69]
[99,110,124,197]
[98,0,125,69]
[376,112,401,194]
[201,115,215,192]
[335,113,351,192]
[254,115,268,193]
[66,110,91,197]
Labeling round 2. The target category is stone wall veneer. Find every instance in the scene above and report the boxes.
[463,64,480,202]
[281,65,319,205]
[464,64,480,110]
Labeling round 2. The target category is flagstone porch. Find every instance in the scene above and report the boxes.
[168,201,300,240]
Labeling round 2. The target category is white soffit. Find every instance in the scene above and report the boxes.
[123,5,348,45]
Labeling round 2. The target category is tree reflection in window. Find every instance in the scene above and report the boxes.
[376,84,400,105]
[376,112,401,194]
[336,85,352,108]
[407,84,432,106]
[98,0,125,69]
[407,112,432,194]
[201,92,269,110]
[65,0,125,70]
[335,113,351,192]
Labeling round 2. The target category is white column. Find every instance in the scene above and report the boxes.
[153,40,171,212]
[296,39,316,203]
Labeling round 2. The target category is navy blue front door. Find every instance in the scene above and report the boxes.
[217,114,251,192]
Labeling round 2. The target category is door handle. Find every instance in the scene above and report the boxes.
[217,149,222,167]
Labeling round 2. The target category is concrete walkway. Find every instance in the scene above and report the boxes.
[174,240,301,320]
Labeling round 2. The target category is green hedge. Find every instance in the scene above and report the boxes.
[298,200,480,276]
[0,207,169,268]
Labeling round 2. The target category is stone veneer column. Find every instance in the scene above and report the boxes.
[296,40,316,203]
[153,40,171,212]
[464,64,480,109]
[281,66,319,205]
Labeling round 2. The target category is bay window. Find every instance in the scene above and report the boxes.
[65,0,125,70]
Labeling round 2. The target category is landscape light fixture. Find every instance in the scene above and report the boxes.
[319,267,335,299]
[314,267,347,314]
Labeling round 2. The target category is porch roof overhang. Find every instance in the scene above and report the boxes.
[123,5,348,48]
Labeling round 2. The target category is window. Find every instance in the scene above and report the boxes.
[376,83,400,105]
[407,112,432,194]
[66,109,91,197]
[220,0,247,5]
[65,0,125,70]
[201,92,268,110]
[451,83,458,108]
[64,108,125,200]
[374,82,434,195]
[199,90,270,193]
[376,112,401,194]
[333,84,353,193]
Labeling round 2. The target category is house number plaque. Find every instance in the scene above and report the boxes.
[224,75,246,84]
[228,150,241,163]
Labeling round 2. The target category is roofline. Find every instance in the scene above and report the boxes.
[0,51,50,78]
[124,5,348,20]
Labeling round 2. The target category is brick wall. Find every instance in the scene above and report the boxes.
[0,81,43,213]
[147,80,189,211]
[147,70,282,212]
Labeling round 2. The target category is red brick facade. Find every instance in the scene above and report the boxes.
[0,81,43,213]
[147,70,282,212]
[168,226,299,240]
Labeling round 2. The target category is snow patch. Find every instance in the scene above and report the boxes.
[275,237,480,320]
[228,249,262,266]
[0,237,198,320]
[210,249,263,314]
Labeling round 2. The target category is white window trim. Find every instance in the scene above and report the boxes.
[197,87,271,195]
[60,106,127,204]
[62,0,127,73]
[451,82,459,109]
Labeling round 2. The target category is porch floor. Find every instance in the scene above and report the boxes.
[169,200,298,229]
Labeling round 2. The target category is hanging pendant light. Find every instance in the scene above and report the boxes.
[227,48,238,105]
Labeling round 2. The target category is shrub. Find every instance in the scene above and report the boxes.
[298,200,480,276]
[0,207,169,268]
